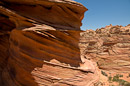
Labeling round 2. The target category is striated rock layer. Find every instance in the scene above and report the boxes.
[1,0,87,30]
[80,24,130,85]
[0,0,100,86]
[6,29,81,86]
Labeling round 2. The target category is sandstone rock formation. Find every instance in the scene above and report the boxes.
[0,0,101,86]
[0,0,86,30]
[80,24,130,86]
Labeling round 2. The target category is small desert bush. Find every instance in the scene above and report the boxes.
[110,74,130,86]
[101,71,108,77]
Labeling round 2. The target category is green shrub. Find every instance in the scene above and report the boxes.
[119,74,123,77]
[112,75,119,82]
[128,74,130,77]
[111,74,130,86]
[101,71,108,77]
[108,76,112,81]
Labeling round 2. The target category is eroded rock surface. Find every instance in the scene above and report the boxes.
[0,0,100,86]
[80,24,130,86]
[1,0,86,30]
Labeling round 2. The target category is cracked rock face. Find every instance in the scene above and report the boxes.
[0,0,100,86]
[80,24,130,85]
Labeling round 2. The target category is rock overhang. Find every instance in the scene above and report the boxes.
[0,0,88,30]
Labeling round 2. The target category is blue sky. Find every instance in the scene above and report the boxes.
[74,0,130,30]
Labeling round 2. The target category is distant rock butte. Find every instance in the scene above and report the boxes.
[0,0,101,86]
[80,24,130,85]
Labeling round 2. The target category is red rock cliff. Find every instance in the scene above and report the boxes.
[0,0,100,86]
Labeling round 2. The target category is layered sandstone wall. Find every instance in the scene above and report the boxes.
[1,0,86,30]
[0,0,100,86]
[80,24,130,85]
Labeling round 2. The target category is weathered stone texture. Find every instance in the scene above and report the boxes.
[0,0,100,86]
[80,25,130,86]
